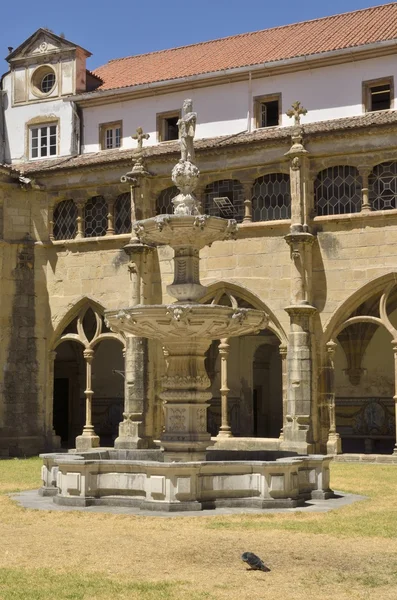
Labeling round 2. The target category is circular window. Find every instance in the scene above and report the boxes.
[31,66,56,97]
[41,72,55,94]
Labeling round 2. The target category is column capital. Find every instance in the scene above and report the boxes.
[279,344,288,357]
[83,348,94,361]
[285,232,315,247]
[326,340,338,357]
[285,304,317,317]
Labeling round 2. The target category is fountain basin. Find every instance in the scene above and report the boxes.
[132,214,237,249]
[40,451,333,511]
[105,304,267,341]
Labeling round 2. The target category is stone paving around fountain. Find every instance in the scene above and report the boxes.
[12,488,365,517]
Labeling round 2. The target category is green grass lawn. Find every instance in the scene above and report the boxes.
[0,458,396,600]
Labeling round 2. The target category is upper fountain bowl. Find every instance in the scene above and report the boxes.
[132,214,237,249]
[105,304,268,341]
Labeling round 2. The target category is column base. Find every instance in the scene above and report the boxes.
[327,434,342,455]
[114,436,153,450]
[216,428,233,439]
[114,418,153,449]
[75,431,100,452]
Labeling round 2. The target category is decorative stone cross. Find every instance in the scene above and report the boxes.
[132,127,150,151]
[286,101,308,126]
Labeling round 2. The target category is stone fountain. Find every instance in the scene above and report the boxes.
[40,100,333,511]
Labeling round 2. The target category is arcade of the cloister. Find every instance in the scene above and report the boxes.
[2,116,397,457]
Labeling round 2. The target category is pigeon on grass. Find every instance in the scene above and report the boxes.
[241,552,271,572]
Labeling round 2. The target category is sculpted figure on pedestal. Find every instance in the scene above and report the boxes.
[178,99,197,162]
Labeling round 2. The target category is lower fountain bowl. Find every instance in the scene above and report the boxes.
[40,450,334,511]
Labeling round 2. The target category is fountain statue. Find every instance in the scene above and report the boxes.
[40,100,333,510]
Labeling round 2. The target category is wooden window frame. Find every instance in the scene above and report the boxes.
[99,121,123,150]
[362,77,394,113]
[253,93,282,129]
[27,118,59,160]
[156,109,181,143]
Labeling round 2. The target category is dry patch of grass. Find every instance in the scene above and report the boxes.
[0,458,396,600]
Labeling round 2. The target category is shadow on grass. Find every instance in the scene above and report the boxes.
[0,568,214,600]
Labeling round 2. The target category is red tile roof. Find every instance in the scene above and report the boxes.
[93,3,397,91]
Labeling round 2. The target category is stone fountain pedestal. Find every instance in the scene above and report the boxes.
[106,213,266,462]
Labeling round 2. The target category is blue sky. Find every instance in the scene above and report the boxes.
[1,0,393,73]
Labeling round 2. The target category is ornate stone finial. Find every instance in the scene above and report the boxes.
[177,99,197,163]
[132,127,150,153]
[120,127,151,184]
[286,101,307,126]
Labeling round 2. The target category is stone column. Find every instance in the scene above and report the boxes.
[75,200,85,239]
[392,340,397,455]
[114,240,154,449]
[241,181,253,223]
[283,305,317,454]
[115,335,151,449]
[282,126,318,454]
[285,127,309,233]
[325,340,342,454]
[48,205,54,242]
[278,344,288,440]
[106,198,115,236]
[217,338,233,438]
[46,350,61,449]
[359,167,372,213]
[76,348,99,451]
[161,339,212,461]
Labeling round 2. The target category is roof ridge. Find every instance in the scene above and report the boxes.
[96,2,397,67]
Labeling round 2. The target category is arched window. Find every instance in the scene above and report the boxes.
[84,196,107,237]
[252,173,291,221]
[314,166,362,216]
[204,179,244,222]
[53,199,77,240]
[156,186,178,215]
[114,193,131,234]
[369,161,397,211]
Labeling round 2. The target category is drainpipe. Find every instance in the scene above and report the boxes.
[247,71,252,133]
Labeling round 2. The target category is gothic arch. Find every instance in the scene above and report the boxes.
[323,273,397,344]
[200,281,287,343]
[50,295,122,349]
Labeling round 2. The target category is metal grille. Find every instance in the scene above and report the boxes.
[84,196,108,237]
[314,166,362,216]
[204,180,244,221]
[156,186,178,215]
[53,200,77,240]
[369,161,397,210]
[115,193,131,234]
[252,173,291,221]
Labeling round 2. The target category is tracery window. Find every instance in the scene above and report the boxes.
[53,200,77,240]
[156,186,178,215]
[114,193,131,234]
[204,179,244,222]
[84,196,107,237]
[252,173,291,221]
[369,161,397,211]
[314,166,362,216]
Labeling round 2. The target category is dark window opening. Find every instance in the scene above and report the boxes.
[164,116,179,141]
[370,84,391,111]
[260,100,279,127]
